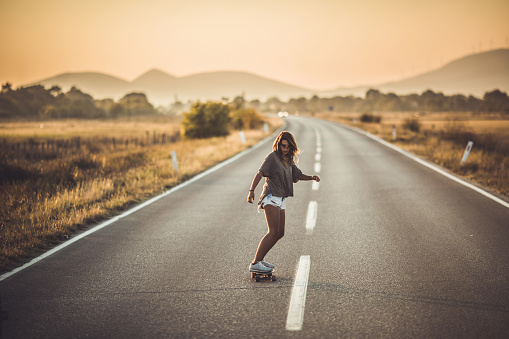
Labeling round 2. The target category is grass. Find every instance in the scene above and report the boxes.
[313,111,509,198]
[0,116,283,273]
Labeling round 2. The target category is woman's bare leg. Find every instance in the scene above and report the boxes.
[253,206,286,262]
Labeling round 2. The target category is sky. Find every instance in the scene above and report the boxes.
[0,0,508,91]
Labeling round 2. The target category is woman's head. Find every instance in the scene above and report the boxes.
[273,131,300,165]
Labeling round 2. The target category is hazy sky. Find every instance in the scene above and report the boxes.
[1,0,508,90]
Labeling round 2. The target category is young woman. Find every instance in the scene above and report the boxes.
[247,131,320,273]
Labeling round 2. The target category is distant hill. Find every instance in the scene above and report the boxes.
[377,49,509,96]
[34,69,314,106]
[31,49,509,105]
[35,72,131,99]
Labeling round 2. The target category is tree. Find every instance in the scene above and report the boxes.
[1,82,12,93]
[230,108,264,130]
[483,90,509,112]
[49,85,62,96]
[182,101,231,139]
[118,92,156,116]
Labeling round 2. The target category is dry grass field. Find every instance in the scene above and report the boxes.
[0,116,282,273]
[314,111,509,199]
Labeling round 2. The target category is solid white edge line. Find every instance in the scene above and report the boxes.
[340,123,509,210]
[0,125,286,282]
[305,201,318,234]
[286,255,311,331]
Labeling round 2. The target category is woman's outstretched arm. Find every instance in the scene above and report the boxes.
[298,174,320,182]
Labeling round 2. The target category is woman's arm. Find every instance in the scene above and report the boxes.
[298,173,320,182]
[247,171,263,203]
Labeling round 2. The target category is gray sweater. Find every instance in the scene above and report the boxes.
[257,151,302,206]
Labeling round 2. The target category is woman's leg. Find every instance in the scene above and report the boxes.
[253,205,285,262]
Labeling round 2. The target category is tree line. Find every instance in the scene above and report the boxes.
[2,82,508,122]
[247,89,509,114]
[0,83,157,120]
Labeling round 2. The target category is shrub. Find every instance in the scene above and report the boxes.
[360,113,381,123]
[230,108,264,130]
[403,118,421,132]
[182,101,231,139]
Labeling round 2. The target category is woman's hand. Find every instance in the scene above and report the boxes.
[247,190,255,203]
[312,175,321,182]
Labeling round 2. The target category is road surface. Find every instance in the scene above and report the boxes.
[1,116,509,338]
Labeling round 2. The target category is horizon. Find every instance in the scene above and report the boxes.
[1,0,508,90]
[31,48,509,92]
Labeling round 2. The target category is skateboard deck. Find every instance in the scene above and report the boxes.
[251,270,276,282]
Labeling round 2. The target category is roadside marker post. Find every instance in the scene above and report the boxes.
[239,131,246,144]
[392,125,397,140]
[461,141,474,165]
[171,151,178,173]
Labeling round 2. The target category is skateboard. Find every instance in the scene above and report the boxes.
[251,270,276,282]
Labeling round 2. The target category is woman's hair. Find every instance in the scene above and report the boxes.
[273,131,300,166]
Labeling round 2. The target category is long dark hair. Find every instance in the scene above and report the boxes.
[272,131,300,166]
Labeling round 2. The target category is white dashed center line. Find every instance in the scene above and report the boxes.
[305,201,318,234]
[286,255,311,331]
[314,162,321,173]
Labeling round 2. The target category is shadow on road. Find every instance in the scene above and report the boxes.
[307,281,509,313]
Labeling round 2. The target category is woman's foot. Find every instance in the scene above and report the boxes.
[260,260,275,269]
[249,261,272,273]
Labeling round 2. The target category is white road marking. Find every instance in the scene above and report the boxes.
[315,153,321,161]
[340,123,509,209]
[314,162,321,173]
[305,201,318,234]
[312,181,320,191]
[286,255,311,331]
[0,126,286,282]
[314,128,322,147]
[316,147,322,153]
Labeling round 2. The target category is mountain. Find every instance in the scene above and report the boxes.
[35,72,131,99]
[34,69,314,106]
[31,49,509,105]
[376,49,509,96]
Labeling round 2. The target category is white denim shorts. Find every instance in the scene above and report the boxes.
[260,193,286,210]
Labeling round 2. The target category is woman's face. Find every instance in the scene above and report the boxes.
[280,139,290,155]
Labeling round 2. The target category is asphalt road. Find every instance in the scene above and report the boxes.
[1,116,509,338]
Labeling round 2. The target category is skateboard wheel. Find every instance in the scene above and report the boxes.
[255,275,261,282]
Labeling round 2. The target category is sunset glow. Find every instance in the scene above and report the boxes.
[1,0,508,90]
